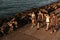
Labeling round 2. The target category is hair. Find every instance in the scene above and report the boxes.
[52,12,56,16]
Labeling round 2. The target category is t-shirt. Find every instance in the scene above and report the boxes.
[46,16,50,22]
[31,13,35,19]
[32,14,35,17]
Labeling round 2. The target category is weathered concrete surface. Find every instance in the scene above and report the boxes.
[0,23,60,40]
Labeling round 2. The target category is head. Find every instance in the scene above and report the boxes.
[39,11,42,14]
[52,13,56,16]
[44,13,48,16]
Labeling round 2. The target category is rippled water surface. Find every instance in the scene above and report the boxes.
[0,0,58,17]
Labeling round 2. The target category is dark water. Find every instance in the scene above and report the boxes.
[0,0,58,17]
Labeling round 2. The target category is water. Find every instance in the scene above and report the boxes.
[0,0,58,17]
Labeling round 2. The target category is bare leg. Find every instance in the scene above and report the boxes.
[45,23,49,31]
[37,22,40,30]
[53,26,57,32]
[50,26,54,34]
[31,19,35,28]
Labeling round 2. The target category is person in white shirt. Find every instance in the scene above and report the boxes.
[44,14,50,31]
[31,12,36,28]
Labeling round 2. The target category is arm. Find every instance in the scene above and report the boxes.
[56,17,58,26]
[42,14,43,20]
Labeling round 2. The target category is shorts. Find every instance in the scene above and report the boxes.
[50,25,57,30]
[46,22,50,24]
[46,22,50,23]
[37,20,42,23]
[51,25,55,28]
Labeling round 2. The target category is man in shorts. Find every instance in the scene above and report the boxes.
[31,12,36,28]
[44,14,50,31]
[50,13,58,34]
[37,11,43,30]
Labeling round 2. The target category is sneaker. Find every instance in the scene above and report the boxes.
[54,30,56,32]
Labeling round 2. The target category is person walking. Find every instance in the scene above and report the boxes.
[37,11,43,30]
[44,14,50,31]
[31,12,36,28]
[50,13,58,34]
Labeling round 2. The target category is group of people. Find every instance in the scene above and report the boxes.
[31,11,58,34]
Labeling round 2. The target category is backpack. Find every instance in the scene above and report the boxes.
[38,14,42,21]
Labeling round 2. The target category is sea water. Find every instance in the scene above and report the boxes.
[0,0,58,17]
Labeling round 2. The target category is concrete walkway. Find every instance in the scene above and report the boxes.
[0,24,60,40]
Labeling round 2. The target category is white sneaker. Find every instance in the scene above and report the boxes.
[54,30,56,32]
